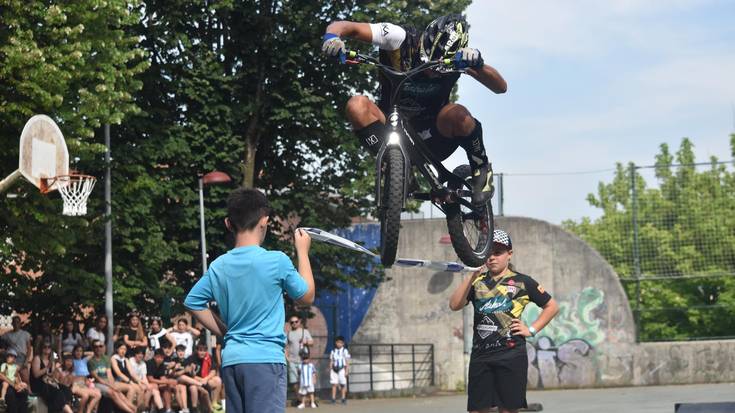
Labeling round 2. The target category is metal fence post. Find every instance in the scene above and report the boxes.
[369,345,374,392]
[430,344,435,386]
[391,344,395,389]
[498,172,504,216]
[411,344,416,388]
[630,162,642,342]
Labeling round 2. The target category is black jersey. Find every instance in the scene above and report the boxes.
[376,24,460,121]
[467,271,552,360]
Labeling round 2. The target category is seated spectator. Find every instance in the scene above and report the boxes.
[147,349,185,413]
[184,342,222,413]
[148,317,175,353]
[33,321,56,358]
[30,339,73,413]
[58,320,86,356]
[87,340,136,413]
[110,342,143,408]
[170,344,199,404]
[1,349,29,413]
[120,312,148,358]
[86,316,108,351]
[71,345,92,377]
[170,319,199,358]
[128,347,164,413]
[58,353,101,413]
[1,316,33,385]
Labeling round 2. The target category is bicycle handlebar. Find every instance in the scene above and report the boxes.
[342,50,465,109]
[344,50,457,75]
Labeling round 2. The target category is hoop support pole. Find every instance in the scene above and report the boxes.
[0,169,22,195]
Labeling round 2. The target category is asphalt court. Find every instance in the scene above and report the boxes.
[288,383,735,413]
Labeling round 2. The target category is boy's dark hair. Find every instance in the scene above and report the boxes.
[133,347,146,356]
[227,188,271,232]
[175,344,186,352]
[154,349,165,357]
[196,341,207,349]
[335,336,345,343]
[161,341,174,350]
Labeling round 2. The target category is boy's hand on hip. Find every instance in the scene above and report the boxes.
[294,229,312,254]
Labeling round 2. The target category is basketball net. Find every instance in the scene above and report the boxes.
[41,174,97,216]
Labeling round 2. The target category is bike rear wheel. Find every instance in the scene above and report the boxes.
[445,164,494,267]
[379,146,405,267]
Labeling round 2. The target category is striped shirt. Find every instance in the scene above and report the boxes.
[330,347,351,369]
[300,362,315,387]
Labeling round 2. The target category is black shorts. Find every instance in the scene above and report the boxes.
[467,349,528,411]
[408,117,460,161]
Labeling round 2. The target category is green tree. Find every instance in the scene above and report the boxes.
[0,0,148,325]
[564,136,735,340]
[112,0,470,315]
[1,0,472,324]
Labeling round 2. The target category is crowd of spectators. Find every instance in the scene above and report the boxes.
[0,313,224,413]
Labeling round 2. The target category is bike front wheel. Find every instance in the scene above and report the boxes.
[379,146,405,267]
[445,164,494,267]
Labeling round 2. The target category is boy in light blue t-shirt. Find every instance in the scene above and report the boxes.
[185,188,314,413]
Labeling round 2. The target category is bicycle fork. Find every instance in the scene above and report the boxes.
[374,107,412,210]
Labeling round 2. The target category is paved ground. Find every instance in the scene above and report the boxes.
[288,383,735,413]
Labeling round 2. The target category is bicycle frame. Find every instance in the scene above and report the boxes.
[345,51,480,213]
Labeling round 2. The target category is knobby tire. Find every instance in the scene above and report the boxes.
[379,147,405,266]
[445,164,494,267]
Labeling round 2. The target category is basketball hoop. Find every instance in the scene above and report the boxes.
[41,174,97,216]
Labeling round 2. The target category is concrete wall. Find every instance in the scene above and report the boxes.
[349,216,735,389]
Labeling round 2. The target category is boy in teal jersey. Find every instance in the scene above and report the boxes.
[185,188,314,413]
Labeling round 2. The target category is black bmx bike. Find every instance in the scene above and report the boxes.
[343,50,494,267]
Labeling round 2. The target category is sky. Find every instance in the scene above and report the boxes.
[435,0,735,224]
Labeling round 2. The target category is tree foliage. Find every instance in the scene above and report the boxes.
[564,135,735,340]
[1,0,471,327]
[1,0,148,323]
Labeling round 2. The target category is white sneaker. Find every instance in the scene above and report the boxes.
[310,402,317,408]
[297,403,306,409]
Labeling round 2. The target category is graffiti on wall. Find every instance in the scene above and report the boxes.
[523,287,605,388]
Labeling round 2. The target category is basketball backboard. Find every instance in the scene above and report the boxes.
[18,114,69,192]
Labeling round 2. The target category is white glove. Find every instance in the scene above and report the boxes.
[458,47,484,68]
[322,34,346,58]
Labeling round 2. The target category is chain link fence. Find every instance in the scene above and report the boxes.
[571,161,735,341]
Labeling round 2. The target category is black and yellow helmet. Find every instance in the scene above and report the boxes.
[419,14,469,63]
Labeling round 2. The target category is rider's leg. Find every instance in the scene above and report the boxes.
[346,95,387,155]
[436,103,492,206]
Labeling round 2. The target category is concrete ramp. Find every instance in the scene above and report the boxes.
[352,216,637,389]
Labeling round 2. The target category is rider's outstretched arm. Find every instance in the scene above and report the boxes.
[325,21,373,43]
[468,64,507,94]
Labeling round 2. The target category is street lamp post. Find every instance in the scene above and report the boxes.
[198,171,231,354]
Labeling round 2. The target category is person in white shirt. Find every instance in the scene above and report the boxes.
[169,319,200,358]
[128,347,164,412]
[297,354,316,409]
[86,316,108,352]
[329,336,351,404]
